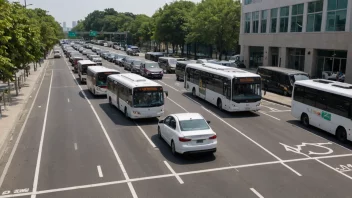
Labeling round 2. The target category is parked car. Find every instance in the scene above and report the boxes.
[54,51,61,58]
[123,57,134,71]
[175,60,197,81]
[107,53,118,62]
[257,66,310,96]
[92,57,103,65]
[130,60,142,73]
[126,46,139,56]
[88,54,99,61]
[140,61,163,79]
[115,55,127,66]
[101,52,110,59]
[157,113,217,155]
[98,50,108,56]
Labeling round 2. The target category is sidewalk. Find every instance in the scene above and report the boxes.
[0,60,49,155]
[262,91,292,107]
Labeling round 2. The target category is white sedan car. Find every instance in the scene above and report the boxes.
[158,113,217,155]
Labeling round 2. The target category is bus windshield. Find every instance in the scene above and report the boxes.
[232,81,261,102]
[133,87,164,108]
[96,72,119,86]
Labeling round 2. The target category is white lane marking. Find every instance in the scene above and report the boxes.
[97,166,103,178]
[158,80,180,92]
[134,122,157,148]
[0,57,50,188]
[31,70,54,198]
[258,111,281,121]
[74,143,78,151]
[13,188,29,194]
[261,99,291,108]
[250,188,264,198]
[167,98,188,112]
[280,163,301,176]
[63,59,138,198]
[163,161,184,184]
[268,110,291,112]
[67,98,70,103]
[182,92,301,176]
[2,153,352,198]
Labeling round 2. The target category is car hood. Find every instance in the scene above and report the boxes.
[146,68,162,72]
[93,58,102,61]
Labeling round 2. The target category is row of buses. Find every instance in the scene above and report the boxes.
[78,57,352,143]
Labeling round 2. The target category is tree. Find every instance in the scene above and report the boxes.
[155,1,196,55]
[186,0,241,59]
[125,14,151,45]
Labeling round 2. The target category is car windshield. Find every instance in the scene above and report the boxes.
[232,82,262,102]
[145,63,160,69]
[291,74,309,83]
[179,119,210,131]
[133,88,164,108]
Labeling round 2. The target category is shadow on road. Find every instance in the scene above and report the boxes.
[99,103,135,127]
[287,120,352,150]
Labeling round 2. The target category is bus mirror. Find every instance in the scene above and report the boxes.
[164,91,169,97]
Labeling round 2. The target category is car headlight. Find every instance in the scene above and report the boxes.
[133,111,140,115]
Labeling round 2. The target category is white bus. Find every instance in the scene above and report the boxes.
[77,60,97,84]
[107,73,168,119]
[184,63,262,112]
[291,79,352,142]
[87,66,120,96]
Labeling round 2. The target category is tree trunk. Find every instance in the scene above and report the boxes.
[194,42,197,60]
[7,80,11,104]
[181,42,184,57]
[15,73,18,96]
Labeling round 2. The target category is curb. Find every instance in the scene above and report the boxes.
[262,98,291,108]
[0,57,50,161]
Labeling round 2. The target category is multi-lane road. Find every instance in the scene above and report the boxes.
[0,44,352,198]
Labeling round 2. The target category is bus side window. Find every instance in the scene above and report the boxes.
[293,85,304,103]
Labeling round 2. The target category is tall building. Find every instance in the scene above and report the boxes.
[239,0,352,83]
[62,21,67,31]
[72,21,77,28]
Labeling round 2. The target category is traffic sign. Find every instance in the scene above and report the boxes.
[89,31,97,37]
[68,31,76,38]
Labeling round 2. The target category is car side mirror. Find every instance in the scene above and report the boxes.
[159,120,164,123]
[164,91,169,97]
[207,120,211,124]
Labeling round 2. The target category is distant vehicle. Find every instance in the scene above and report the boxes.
[185,63,262,112]
[103,43,108,47]
[82,50,91,55]
[130,59,142,73]
[123,57,134,71]
[101,52,111,59]
[257,66,309,96]
[95,49,102,55]
[145,52,164,62]
[140,61,163,79]
[106,73,168,119]
[72,57,84,73]
[157,113,217,155]
[88,54,99,61]
[113,43,121,50]
[87,66,120,96]
[127,46,139,56]
[92,47,99,52]
[69,52,81,63]
[92,57,103,65]
[53,51,61,58]
[158,57,186,73]
[291,79,352,142]
[115,55,127,66]
[107,53,118,62]
[175,60,197,81]
[77,60,97,84]
[229,55,246,68]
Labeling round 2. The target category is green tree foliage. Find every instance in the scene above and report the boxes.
[186,0,241,59]
[154,1,196,54]
[0,0,63,80]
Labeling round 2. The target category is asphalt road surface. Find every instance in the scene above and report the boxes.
[1,45,352,198]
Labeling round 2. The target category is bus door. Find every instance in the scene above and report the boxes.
[198,71,206,99]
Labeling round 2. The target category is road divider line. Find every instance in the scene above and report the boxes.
[163,161,184,184]
[167,98,188,112]
[67,98,70,103]
[258,111,281,121]
[97,166,103,178]
[158,80,180,92]
[250,188,264,198]
[134,122,157,148]
[2,153,352,198]
[74,143,78,151]
[63,58,138,198]
[31,69,54,198]
[280,163,302,176]
[0,58,50,188]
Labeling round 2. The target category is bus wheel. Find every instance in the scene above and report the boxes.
[336,127,347,143]
[301,113,309,126]
[217,99,222,111]
[109,97,112,106]
[124,107,128,118]
[192,88,196,96]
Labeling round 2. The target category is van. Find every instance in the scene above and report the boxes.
[158,57,186,73]
[257,66,309,96]
[145,52,164,62]
[175,60,196,81]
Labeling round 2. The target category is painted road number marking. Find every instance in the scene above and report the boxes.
[280,142,333,155]
[336,164,352,172]
[2,188,29,195]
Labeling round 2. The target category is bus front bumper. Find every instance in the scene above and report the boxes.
[229,104,261,112]
[130,110,164,119]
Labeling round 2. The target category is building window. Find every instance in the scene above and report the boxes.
[280,6,289,32]
[261,10,268,33]
[245,13,251,33]
[291,4,304,32]
[244,0,252,5]
[252,11,259,33]
[288,48,305,71]
[326,0,348,31]
[307,0,323,32]
[270,8,278,33]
